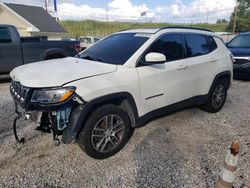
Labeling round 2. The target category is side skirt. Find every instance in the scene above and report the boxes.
[135,95,209,127]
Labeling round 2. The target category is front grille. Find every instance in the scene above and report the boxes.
[234,58,250,65]
[10,80,31,104]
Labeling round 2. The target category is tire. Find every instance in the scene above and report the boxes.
[77,104,133,159]
[200,79,227,113]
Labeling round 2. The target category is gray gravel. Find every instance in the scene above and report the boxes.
[0,80,249,187]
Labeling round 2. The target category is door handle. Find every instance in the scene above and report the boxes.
[176,65,187,70]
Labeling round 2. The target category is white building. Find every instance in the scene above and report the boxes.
[0,3,67,40]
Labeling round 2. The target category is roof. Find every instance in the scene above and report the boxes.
[119,27,216,36]
[5,3,67,33]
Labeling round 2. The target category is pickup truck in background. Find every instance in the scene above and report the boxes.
[79,36,100,51]
[0,25,81,74]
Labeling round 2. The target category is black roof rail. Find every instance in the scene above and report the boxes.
[158,26,213,32]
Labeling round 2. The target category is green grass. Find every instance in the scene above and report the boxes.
[60,20,227,39]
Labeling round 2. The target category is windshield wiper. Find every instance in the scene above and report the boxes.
[81,55,103,62]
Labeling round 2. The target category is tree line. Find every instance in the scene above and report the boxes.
[60,0,250,38]
[226,0,250,32]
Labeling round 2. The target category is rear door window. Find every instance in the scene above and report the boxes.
[0,27,12,43]
[184,34,217,57]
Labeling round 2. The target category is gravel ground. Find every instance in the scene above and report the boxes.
[0,80,249,187]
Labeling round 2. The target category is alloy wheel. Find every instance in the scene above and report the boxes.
[91,114,125,153]
[212,84,226,109]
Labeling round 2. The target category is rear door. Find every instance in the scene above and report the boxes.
[0,27,23,74]
[182,34,218,97]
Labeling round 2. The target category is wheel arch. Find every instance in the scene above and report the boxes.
[62,92,139,144]
[213,71,232,90]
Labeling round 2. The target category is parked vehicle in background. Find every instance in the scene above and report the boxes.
[0,25,81,74]
[227,32,250,80]
[79,36,100,50]
[10,27,233,159]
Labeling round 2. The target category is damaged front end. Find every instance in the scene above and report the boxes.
[10,80,85,145]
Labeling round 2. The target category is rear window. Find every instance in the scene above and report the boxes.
[184,34,217,57]
[0,27,11,43]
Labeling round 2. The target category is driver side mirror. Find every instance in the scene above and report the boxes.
[145,52,166,64]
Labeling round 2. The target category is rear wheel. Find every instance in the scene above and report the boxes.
[200,79,227,113]
[77,104,133,159]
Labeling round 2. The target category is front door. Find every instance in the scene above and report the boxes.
[136,34,189,115]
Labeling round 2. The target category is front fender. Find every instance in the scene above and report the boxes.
[61,92,138,144]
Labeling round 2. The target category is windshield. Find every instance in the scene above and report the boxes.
[228,34,250,48]
[78,33,149,65]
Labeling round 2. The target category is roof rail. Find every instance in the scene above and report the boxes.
[158,27,213,32]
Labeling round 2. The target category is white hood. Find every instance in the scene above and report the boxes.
[10,57,117,87]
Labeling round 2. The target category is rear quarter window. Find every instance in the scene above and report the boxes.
[184,34,217,57]
[0,27,12,43]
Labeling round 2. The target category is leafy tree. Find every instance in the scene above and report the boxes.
[216,19,228,24]
[227,0,250,32]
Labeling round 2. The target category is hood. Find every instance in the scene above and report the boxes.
[228,47,250,57]
[10,57,117,88]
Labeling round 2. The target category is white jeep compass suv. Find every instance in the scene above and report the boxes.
[10,27,233,159]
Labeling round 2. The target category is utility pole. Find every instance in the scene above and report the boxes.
[233,4,238,33]
[54,0,58,21]
[44,0,48,12]
[206,11,209,23]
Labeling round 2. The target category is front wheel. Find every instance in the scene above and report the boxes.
[77,104,133,159]
[200,80,227,113]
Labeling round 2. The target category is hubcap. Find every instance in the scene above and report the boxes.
[91,114,125,153]
[212,84,225,109]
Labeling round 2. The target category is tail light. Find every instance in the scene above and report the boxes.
[74,44,81,53]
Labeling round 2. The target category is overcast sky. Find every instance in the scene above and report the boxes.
[1,0,236,23]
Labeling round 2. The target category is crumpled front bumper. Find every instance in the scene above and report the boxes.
[9,79,85,144]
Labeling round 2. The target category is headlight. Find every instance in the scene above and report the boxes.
[31,87,75,104]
